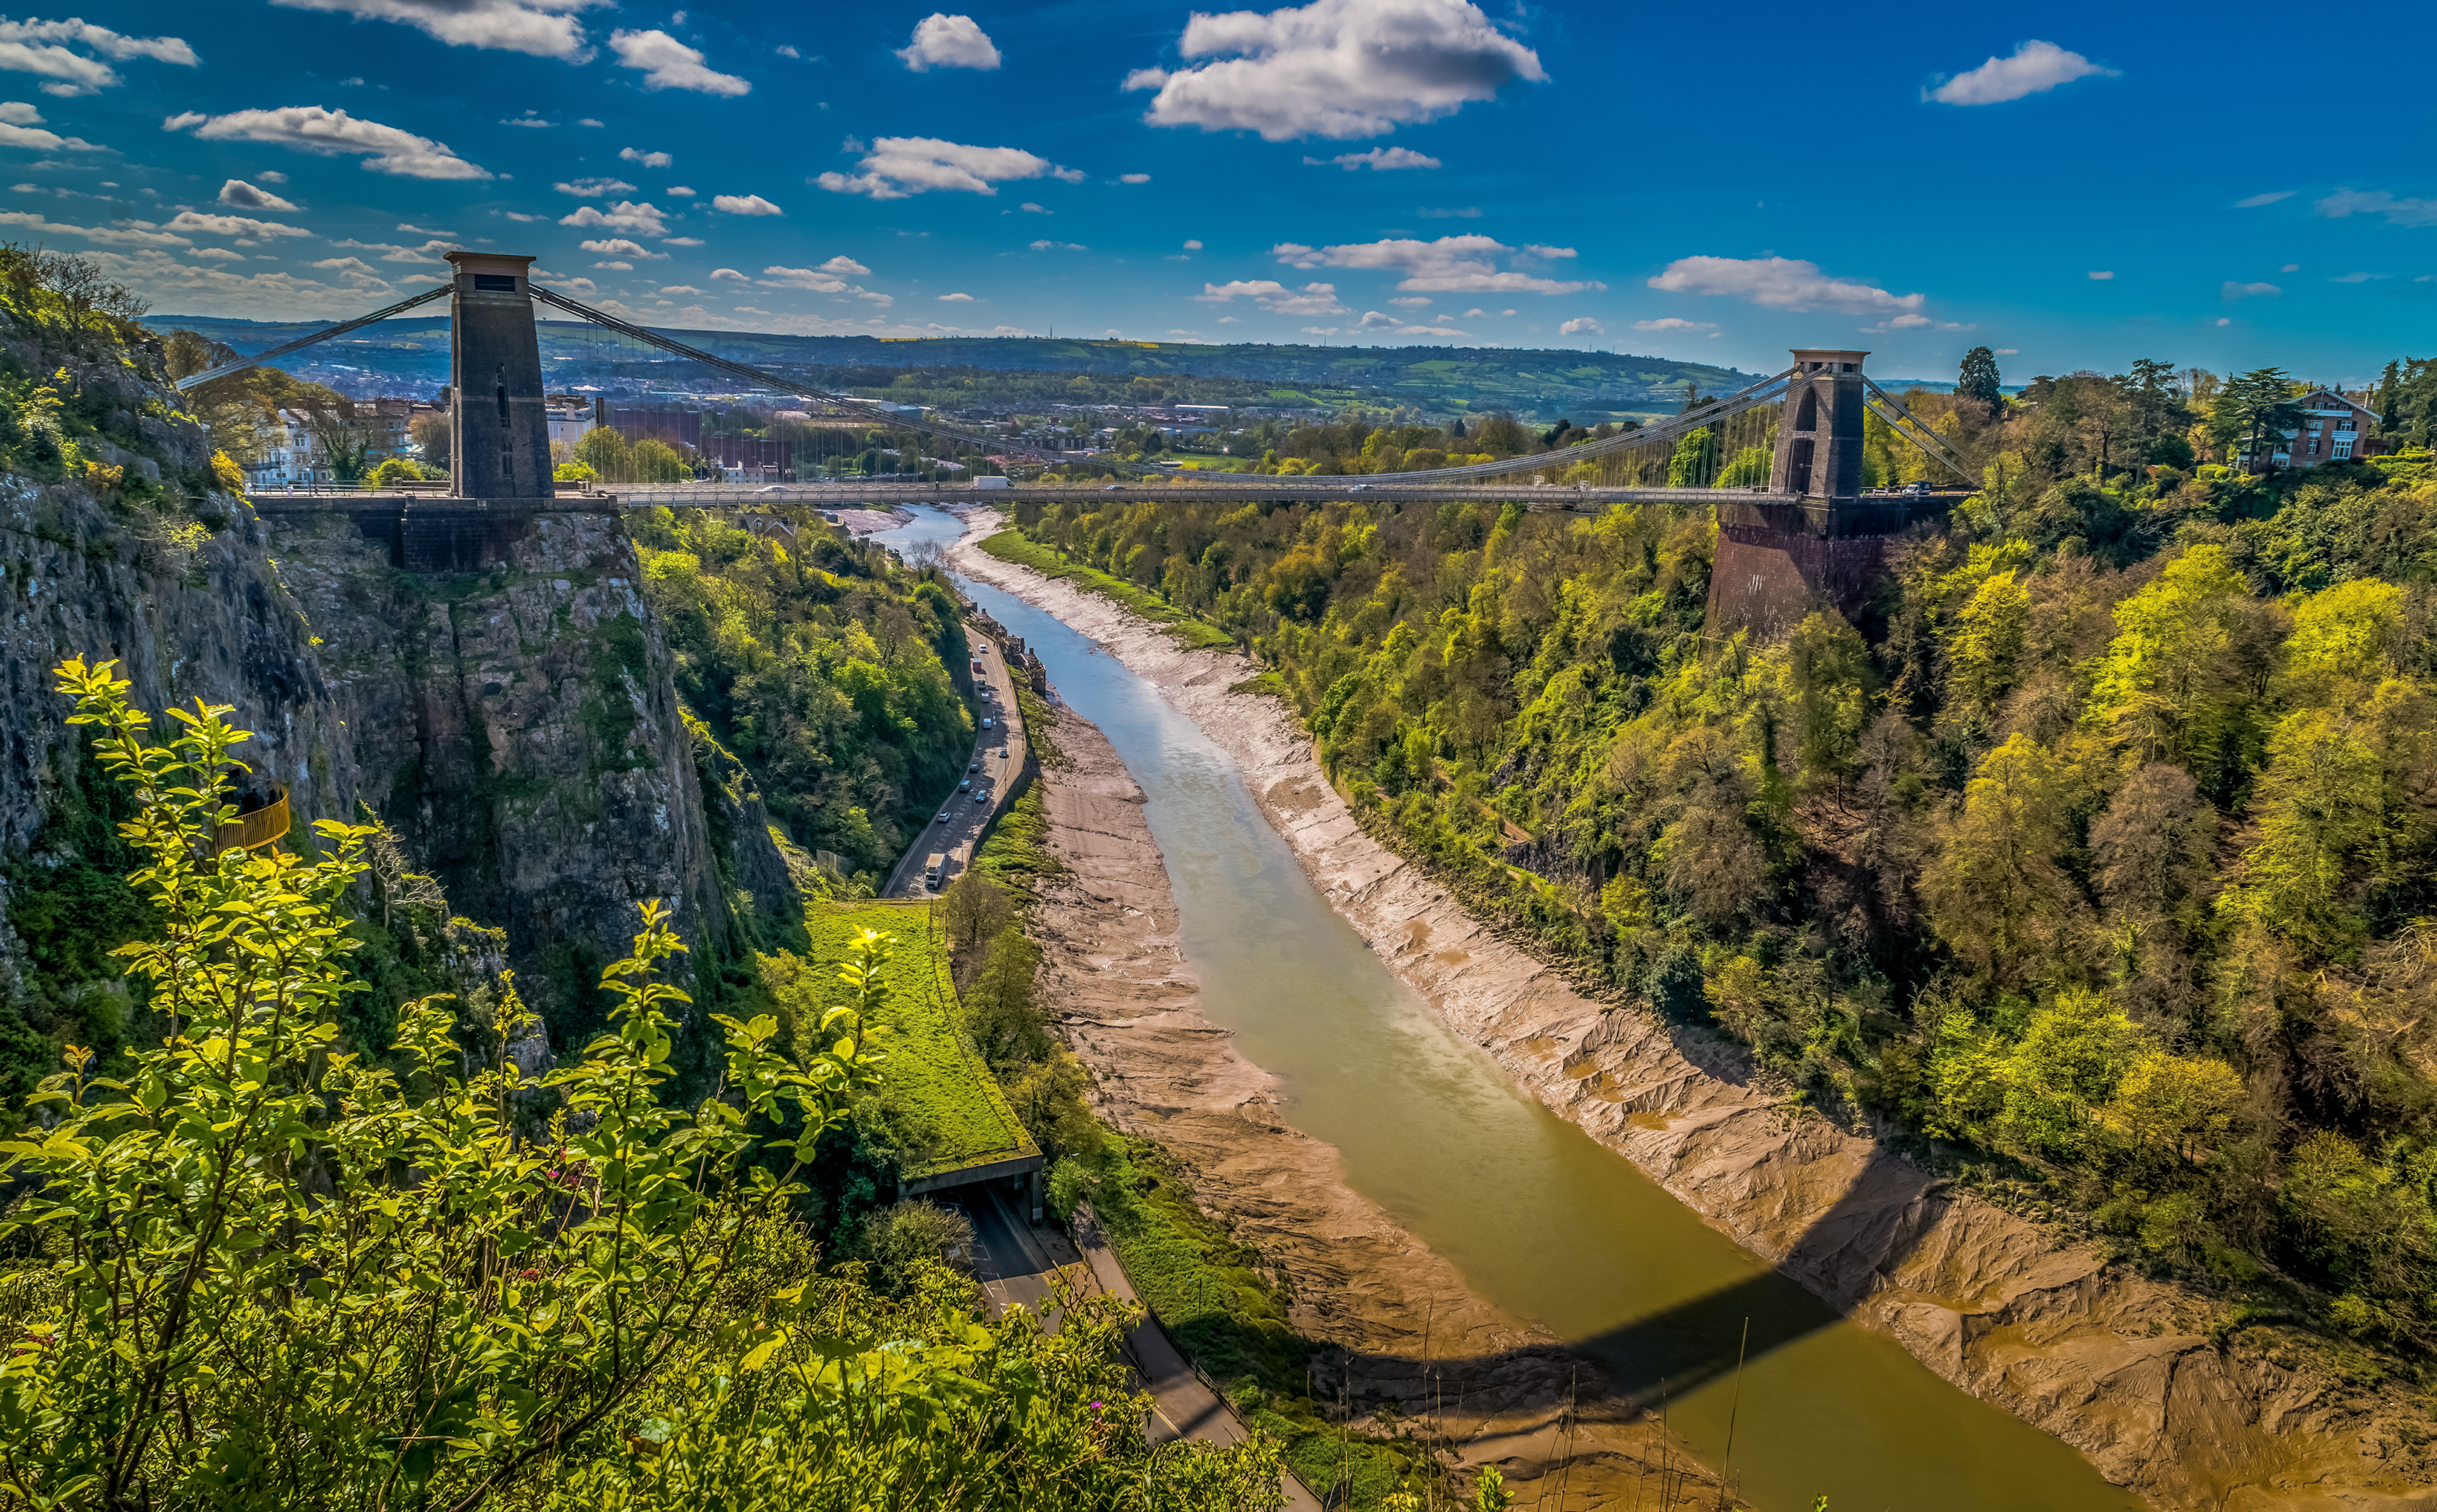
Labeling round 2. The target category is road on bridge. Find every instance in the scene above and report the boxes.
[878,621,1023,899]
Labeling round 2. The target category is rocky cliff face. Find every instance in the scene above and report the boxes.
[1,400,793,1070]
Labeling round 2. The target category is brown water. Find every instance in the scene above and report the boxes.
[887,508,2146,1512]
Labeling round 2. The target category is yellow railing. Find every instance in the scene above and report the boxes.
[213,788,290,854]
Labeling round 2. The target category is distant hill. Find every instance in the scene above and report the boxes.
[151,315,1780,419]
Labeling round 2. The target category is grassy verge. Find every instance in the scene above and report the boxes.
[972,784,1066,894]
[796,900,1036,1181]
[1055,1136,1429,1509]
[978,529,1234,651]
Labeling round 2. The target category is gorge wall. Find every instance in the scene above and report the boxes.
[0,426,791,1073]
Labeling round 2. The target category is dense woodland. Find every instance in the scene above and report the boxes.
[1008,352,2437,1358]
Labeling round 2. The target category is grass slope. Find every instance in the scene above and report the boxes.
[800,900,1035,1180]
[977,530,1234,650]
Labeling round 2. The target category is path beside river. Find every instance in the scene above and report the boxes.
[944,508,2437,1512]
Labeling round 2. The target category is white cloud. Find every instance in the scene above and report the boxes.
[1125,0,1542,141]
[2330,271,2388,283]
[758,263,851,291]
[1311,146,1439,170]
[1194,278,1346,315]
[501,110,555,127]
[1389,295,1430,307]
[2282,263,2299,272]
[0,107,103,150]
[711,192,782,215]
[0,208,188,246]
[560,200,668,235]
[710,266,746,279]
[0,18,196,96]
[164,209,310,239]
[1119,172,1151,184]
[938,291,974,301]
[819,254,869,274]
[218,177,298,211]
[165,105,490,180]
[657,283,703,294]
[1274,234,1597,294]
[665,184,694,196]
[56,246,432,318]
[1183,239,1203,250]
[1029,239,1086,251]
[186,246,244,261]
[555,175,634,196]
[1632,317,1715,332]
[1460,306,1486,317]
[897,13,1000,72]
[2315,188,2437,228]
[1646,254,1923,315]
[817,136,1079,199]
[593,260,632,270]
[2088,270,2113,280]
[619,146,671,168]
[2235,190,2294,209]
[499,210,545,222]
[1994,348,2018,355]
[661,235,703,246]
[1559,316,1602,336]
[266,0,598,62]
[1418,206,1481,218]
[331,236,455,263]
[307,254,387,279]
[2216,317,2232,326]
[610,29,748,95]
[580,236,664,260]
[2222,280,2282,300]
[1018,201,1048,213]
[257,169,286,183]
[575,118,602,128]
[1925,40,2115,106]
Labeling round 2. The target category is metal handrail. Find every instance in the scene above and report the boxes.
[213,788,289,853]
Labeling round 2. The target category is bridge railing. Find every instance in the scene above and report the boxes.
[213,788,289,855]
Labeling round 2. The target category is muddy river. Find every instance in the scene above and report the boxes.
[878,506,2142,1512]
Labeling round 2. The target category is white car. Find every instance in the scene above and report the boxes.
[935,810,951,824]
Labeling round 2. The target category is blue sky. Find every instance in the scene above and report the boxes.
[4,0,2434,386]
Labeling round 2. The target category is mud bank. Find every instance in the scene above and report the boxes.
[1026,699,1738,1507]
[953,516,2437,1512]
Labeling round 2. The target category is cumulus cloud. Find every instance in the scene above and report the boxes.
[711,192,782,215]
[0,208,190,246]
[330,236,455,263]
[2222,280,2282,300]
[1124,0,1542,141]
[164,209,310,239]
[50,246,428,319]
[710,266,746,279]
[1389,295,1430,306]
[819,255,869,274]
[0,100,103,150]
[555,175,633,196]
[1558,316,1602,336]
[938,291,974,301]
[1925,40,2114,106]
[1194,278,1347,315]
[1646,254,1923,315]
[817,136,1080,199]
[0,17,197,96]
[897,13,1000,71]
[186,246,244,261]
[266,0,600,62]
[1119,173,1151,184]
[1273,234,1597,294]
[1310,145,1439,170]
[307,254,387,279]
[666,185,694,196]
[218,177,298,210]
[1632,317,1715,332]
[580,236,664,260]
[619,146,671,168]
[611,29,748,95]
[164,105,490,180]
[560,200,668,235]
[662,235,703,246]
[2315,188,2437,228]
[1183,239,1203,250]
[500,109,555,126]
[757,262,890,298]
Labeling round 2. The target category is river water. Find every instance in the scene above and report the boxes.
[876,507,2143,1512]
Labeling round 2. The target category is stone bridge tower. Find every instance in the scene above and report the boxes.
[1707,348,1938,639]
[446,251,552,501]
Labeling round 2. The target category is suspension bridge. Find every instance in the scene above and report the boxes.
[185,252,1979,633]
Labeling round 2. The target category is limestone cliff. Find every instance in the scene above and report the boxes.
[1,383,793,1079]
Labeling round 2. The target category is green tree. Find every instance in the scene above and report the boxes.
[1957,346,2003,408]
[1,658,880,1509]
[1920,734,2080,984]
